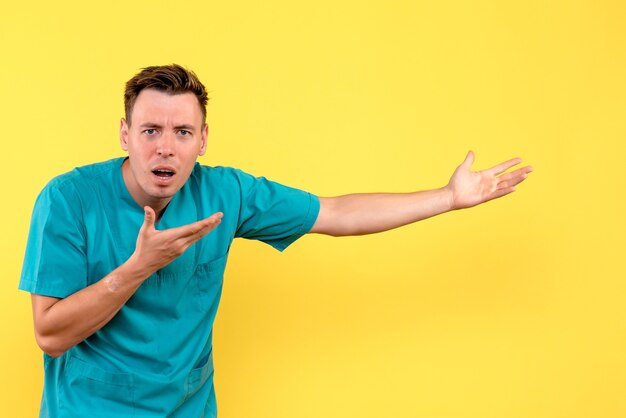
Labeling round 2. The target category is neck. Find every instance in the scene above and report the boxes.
[142,198,170,221]
[121,158,172,220]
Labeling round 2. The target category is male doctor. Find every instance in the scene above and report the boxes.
[20,64,533,417]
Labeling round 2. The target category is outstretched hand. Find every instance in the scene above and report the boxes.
[130,206,223,277]
[445,151,533,210]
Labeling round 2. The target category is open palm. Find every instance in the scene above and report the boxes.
[447,151,533,210]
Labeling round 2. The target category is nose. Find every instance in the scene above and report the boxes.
[156,133,175,157]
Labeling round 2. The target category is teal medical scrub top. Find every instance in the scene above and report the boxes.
[19,157,320,418]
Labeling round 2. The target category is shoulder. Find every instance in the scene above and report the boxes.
[36,158,124,210]
[189,163,259,188]
[45,158,123,192]
[191,163,252,179]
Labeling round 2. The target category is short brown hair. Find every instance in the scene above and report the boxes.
[124,64,208,126]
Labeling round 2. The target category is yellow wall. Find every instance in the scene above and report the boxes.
[2,1,625,417]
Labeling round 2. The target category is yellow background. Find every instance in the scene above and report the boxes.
[1,1,625,417]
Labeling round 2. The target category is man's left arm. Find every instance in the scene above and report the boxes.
[309,151,533,236]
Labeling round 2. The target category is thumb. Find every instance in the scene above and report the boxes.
[461,150,475,169]
[141,206,156,232]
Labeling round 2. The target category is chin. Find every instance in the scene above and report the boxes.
[142,184,178,201]
[152,188,178,199]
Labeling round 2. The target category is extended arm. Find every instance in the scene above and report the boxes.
[310,151,533,236]
[31,207,222,357]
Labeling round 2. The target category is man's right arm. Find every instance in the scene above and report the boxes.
[31,206,223,358]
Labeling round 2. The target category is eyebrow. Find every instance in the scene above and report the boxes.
[139,122,196,131]
[174,124,195,131]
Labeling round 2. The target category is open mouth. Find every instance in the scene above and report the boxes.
[152,168,176,179]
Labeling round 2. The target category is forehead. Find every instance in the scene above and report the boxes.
[131,89,203,125]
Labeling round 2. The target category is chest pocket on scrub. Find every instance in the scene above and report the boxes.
[194,253,228,313]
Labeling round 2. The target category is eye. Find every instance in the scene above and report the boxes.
[179,130,190,136]
[143,129,157,135]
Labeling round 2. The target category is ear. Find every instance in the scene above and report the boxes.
[120,118,129,151]
[198,123,209,156]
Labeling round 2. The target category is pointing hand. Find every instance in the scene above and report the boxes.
[130,206,223,276]
[446,151,533,210]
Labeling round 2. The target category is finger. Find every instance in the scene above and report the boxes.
[488,186,516,201]
[497,165,533,182]
[175,212,224,239]
[189,219,221,242]
[179,217,223,249]
[496,174,526,190]
[487,157,523,176]
[496,169,533,190]
[460,150,475,169]
[140,206,156,233]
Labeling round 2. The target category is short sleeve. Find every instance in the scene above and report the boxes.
[233,171,320,251]
[19,182,88,298]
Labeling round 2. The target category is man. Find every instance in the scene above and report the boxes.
[20,64,532,417]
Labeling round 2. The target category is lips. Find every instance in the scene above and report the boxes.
[153,169,174,177]
[151,165,176,184]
